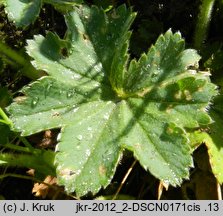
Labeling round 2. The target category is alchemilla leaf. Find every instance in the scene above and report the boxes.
[7,5,217,196]
[4,0,83,28]
[192,94,223,184]
[4,0,42,28]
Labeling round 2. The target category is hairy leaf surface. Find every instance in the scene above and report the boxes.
[7,5,217,196]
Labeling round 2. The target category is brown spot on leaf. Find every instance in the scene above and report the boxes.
[60,47,68,58]
[83,33,89,41]
[184,90,192,101]
[156,51,160,57]
[174,91,182,100]
[198,87,203,92]
[165,105,173,113]
[134,143,142,149]
[166,127,174,134]
[32,175,58,199]
[99,165,107,176]
[52,112,60,117]
[59,168,76,176]
[14,96,27,103]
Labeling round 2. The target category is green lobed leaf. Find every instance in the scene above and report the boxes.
[197,94,223,184]
[4,0,83,28]
[187,94,223,184]
[4,0,42,28]
[205,110,223,183]
[7,5,217,197]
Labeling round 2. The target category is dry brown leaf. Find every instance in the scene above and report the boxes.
[158,181,169,200]
[32,175,58,199]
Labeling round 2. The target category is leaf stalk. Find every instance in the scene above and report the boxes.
[0,41,41,80]
[194,0,216,49]
[0,107,12,126]
[0,151,56,176]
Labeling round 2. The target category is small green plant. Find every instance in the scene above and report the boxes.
[6,5,217,197]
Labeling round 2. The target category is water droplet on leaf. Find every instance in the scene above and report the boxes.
[87,127,92,131]
[55,144,59,152]
[57,132,62,141]
[67,89,76,98]
[103,113,110,120]
[162,179,170,185]
[31,97,39,108]
[86,149,91,157]
[71,74,81,79]
[77,135,83,141]
[73,107,79,113]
